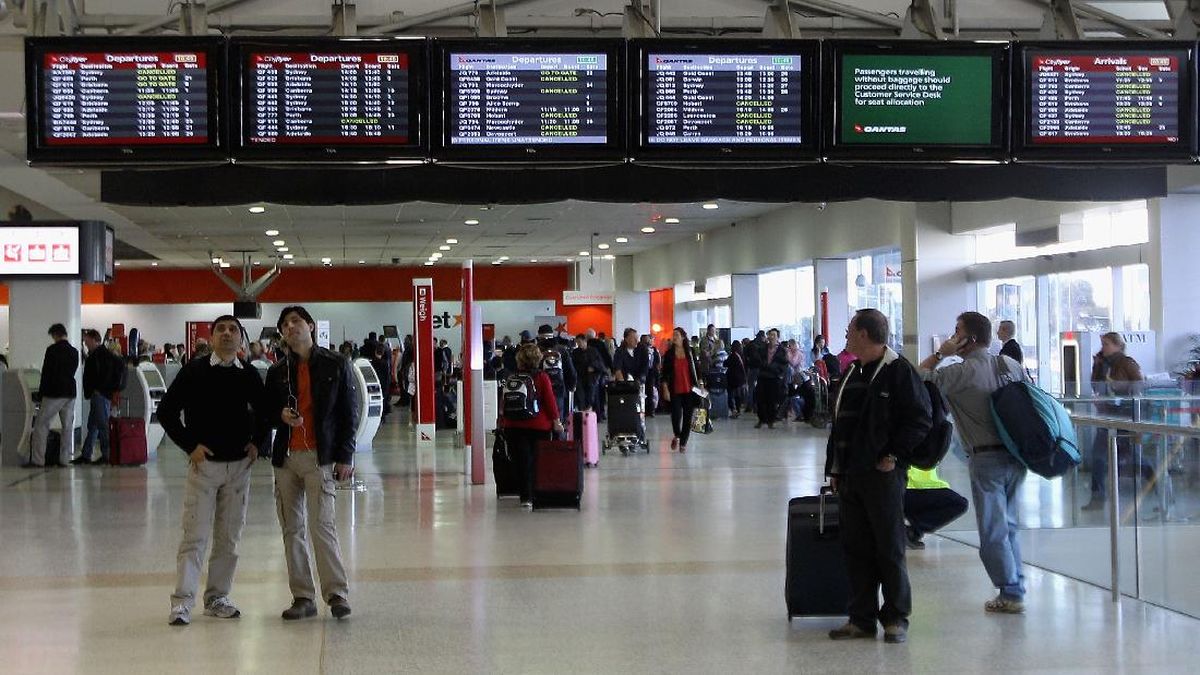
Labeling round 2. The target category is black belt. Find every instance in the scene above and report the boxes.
[973,444,1007,453]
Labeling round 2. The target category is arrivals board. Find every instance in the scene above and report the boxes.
[645,53,804,144]
[435,39,625,162]
[25,37,226,164]
[825,41,1008,162]
[1014,42,1195,162]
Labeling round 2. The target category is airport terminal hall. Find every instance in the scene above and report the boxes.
[8,0,1200,672]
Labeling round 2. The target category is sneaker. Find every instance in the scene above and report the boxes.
[984,595,1025,614]
[168,605,191,626]
[329,595,352,620]
[521,501,533,510]
[905,526,926,550]
[883,624,907,644]
[281,597,317,621]
[203,596,241,619]
[828,622,875,640]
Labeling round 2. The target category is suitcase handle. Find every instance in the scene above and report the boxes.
[818,486,834,535]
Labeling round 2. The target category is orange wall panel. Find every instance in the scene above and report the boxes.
[563,305,613,337]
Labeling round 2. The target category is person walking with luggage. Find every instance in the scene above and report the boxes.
[73,329,121,464]
[726,340,747,419]
[825,309,931,645]
[1083,332,1148,511]
[265,306,358,621]
[918,311,1030,614]
[903,466,968,550]
[660,328,700,453]
[586,329,613,421]
[538,325,577,423]
[26,323,80,468]
[499,343,563,507]
[753,329,790,429]
[570,334,603,412]
[160,315,271,626]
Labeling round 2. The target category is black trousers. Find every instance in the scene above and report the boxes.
[670,393,695,447]
[504,428,551,502]
[839,469,912,630]
[595,377,608,418]
[903,487,969,536]
[755,378,781,424]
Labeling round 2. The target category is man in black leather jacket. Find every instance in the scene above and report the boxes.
[264,305,360,622]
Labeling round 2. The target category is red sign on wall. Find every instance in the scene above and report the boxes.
[413,279,435,428]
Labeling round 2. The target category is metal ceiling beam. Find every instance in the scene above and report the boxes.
[1074,1,1169,37]
[900,0,945,39]
[121,0,255,35]
[331,1,357,37]
[477,0,507,37]
[1028,0,1168,39]
[362,0,536,35]
[787,0,905,30]
[1038,0,1083,39]
[1167,0,1198,39]
[764,0,801,37]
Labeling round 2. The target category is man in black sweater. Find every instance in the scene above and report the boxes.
[159,315,270,627]
[73,329,121,464]
[27,323,80,468]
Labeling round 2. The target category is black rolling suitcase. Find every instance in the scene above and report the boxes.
[492,431,520,499]
[785,488,850,619]
[605,380,647,452]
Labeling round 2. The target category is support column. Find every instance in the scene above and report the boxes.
[462,261,485,485]
[412,278,436,466]
[814,259,850,352]
[1149,195,1200,373]
[901,203,975,361]
[731,274,760,335]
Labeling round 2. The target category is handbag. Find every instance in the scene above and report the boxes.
[691,406,714,434]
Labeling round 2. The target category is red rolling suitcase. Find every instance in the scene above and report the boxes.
[109,417,148,466]
[532,439,583,510]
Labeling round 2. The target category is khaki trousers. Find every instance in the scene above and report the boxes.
[31,397,75,466]
[171,457,252,610]
[274,452,350,602]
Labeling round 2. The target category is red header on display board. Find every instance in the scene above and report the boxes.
[45,52,208,68]
[1032,55,1178,73]
[251,52,409,68]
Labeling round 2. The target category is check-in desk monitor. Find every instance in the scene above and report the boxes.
[352,358,383,451]
[119,363,165,455]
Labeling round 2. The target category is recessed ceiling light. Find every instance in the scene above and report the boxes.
[530,259,538,263]
[264,229,280,237]
[114,261,122,267]
[151,262,158,267]
[425,261,436,266]
[431,252,443,259]
[602,254,615,260]
[358,260,366,264]
[272,240,285,246]
[211,257,221,264]
[641,226,656,234]
[579,251,590,256]
[219,262,231,269]
[320,257,332,263]
[597,243,610,250]
[283,253,294,259]
[464,219,480,226]
[288,260,295,265]
[702,202,719,210]
[664,217,680,224]
[498,256,510,261]
[277,247,289,252]
[491,260,502,265]
[248,206,266,214]
[253,261,261,266]
[446,238,458,244]
[439,245,451,251]
[615,237,629,243]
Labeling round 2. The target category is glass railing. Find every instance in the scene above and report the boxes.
[935,392,1200,618]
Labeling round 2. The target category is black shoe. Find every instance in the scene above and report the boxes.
[828,622,876,640]
[281,598,317,621]
[19,462,45,469]
[329,595,351,620]
[905,526,926,550]
[70,456,91,465]
[883,624,908,644]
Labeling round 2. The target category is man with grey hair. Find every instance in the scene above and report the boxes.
[997,320,1023,365]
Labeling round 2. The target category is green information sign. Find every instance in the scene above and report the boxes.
[839,54,993,145]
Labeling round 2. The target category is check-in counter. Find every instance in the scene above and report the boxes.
[117,363,166,456]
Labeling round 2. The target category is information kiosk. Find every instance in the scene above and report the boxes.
[352,357,383,451]
[117,363,166,455]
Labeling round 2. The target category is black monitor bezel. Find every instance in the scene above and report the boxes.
[25,35,228,166]
[1012,40,1197,163]
[431,38,626,164]
[823,39,1009,163]
[628,38,820,165]
[229,36,428,164]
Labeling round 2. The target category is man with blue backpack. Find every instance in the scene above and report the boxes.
[918,311,1030,615]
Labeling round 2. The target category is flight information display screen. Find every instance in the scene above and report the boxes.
[645,53,804,144]
[447,52,609,145]
[1027,52,1183,145]
[838,53,994,145]
[40,50,209,146]
[244,50,411,145]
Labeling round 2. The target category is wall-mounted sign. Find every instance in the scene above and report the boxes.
[0,226,80,276]
[562,290,615,306]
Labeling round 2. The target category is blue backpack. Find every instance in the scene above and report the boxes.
[989,356,1080,478]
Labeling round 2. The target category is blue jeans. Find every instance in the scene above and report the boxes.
[968,450,1027,600]
[82,393,111,461]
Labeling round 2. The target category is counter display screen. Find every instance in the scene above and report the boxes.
[839,53,994,145]
[40,50,209,146]
[645,53,804,144]
[447,52,609,145]
[1028,52,1183,145]
[244,51,411,145]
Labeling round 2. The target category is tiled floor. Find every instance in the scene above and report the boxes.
[2,413,1199,674]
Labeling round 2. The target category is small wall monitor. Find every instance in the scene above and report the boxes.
[0,225,80,277]
[630,39,819,163]
[433,39,625,162]
[230,37,427,163]
[824,40,1008,162]
[1013,41,1195,162]
[25,36,227,165]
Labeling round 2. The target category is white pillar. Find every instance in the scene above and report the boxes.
[1149,195,1200,371]
[7,280,83,441]
[901,203,976,361]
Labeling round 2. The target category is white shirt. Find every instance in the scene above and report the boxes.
[209,353,244,369]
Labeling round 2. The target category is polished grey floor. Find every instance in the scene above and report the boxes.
[1,412,1198,674]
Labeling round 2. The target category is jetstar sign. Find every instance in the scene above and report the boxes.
[432,312,464,330]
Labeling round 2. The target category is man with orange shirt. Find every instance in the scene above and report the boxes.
[265,306,359,621]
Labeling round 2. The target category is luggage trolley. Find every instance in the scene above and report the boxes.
[603,380,649,455]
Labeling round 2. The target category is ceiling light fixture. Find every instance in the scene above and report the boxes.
[248,206,266,214]
[288,261,295,265]
[641,226,656,234]
[702,202,719,210]
[579,251,590,256]
[431,252,443,259]
[664,217,680,224]
[615,236,629,243]
[211,257,221,264]
[446,238,458,244]
[498,256,510,261]
[597,243,610,250]
[439,245,451,251]
[151,262,159,267]
[602,254,615,261]
[264,229,280,237]
[424,261,435,266]
[530,259,538,263]
[358,260,366,264]
[253,261,261,266]
[219,262,231,269]
[320,257,332,263]
[491,260,502,265]
[272,240,285,246]
[283,253,294,260]
[277,247,289,252]
[114,261,122,267]
[464,219,480,226]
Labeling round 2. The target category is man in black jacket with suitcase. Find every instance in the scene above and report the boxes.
[824,309,932,645]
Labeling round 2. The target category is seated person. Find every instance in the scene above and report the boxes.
[903,466,968,550]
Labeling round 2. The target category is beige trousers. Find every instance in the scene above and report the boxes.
[274,452,350,602]
[171,457,252,610]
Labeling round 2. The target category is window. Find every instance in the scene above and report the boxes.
[979,276,1037,370]
[974,201,1149,264]
[758,265,815,355]
[847,249,903,352]
[1120,264,1150,332]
